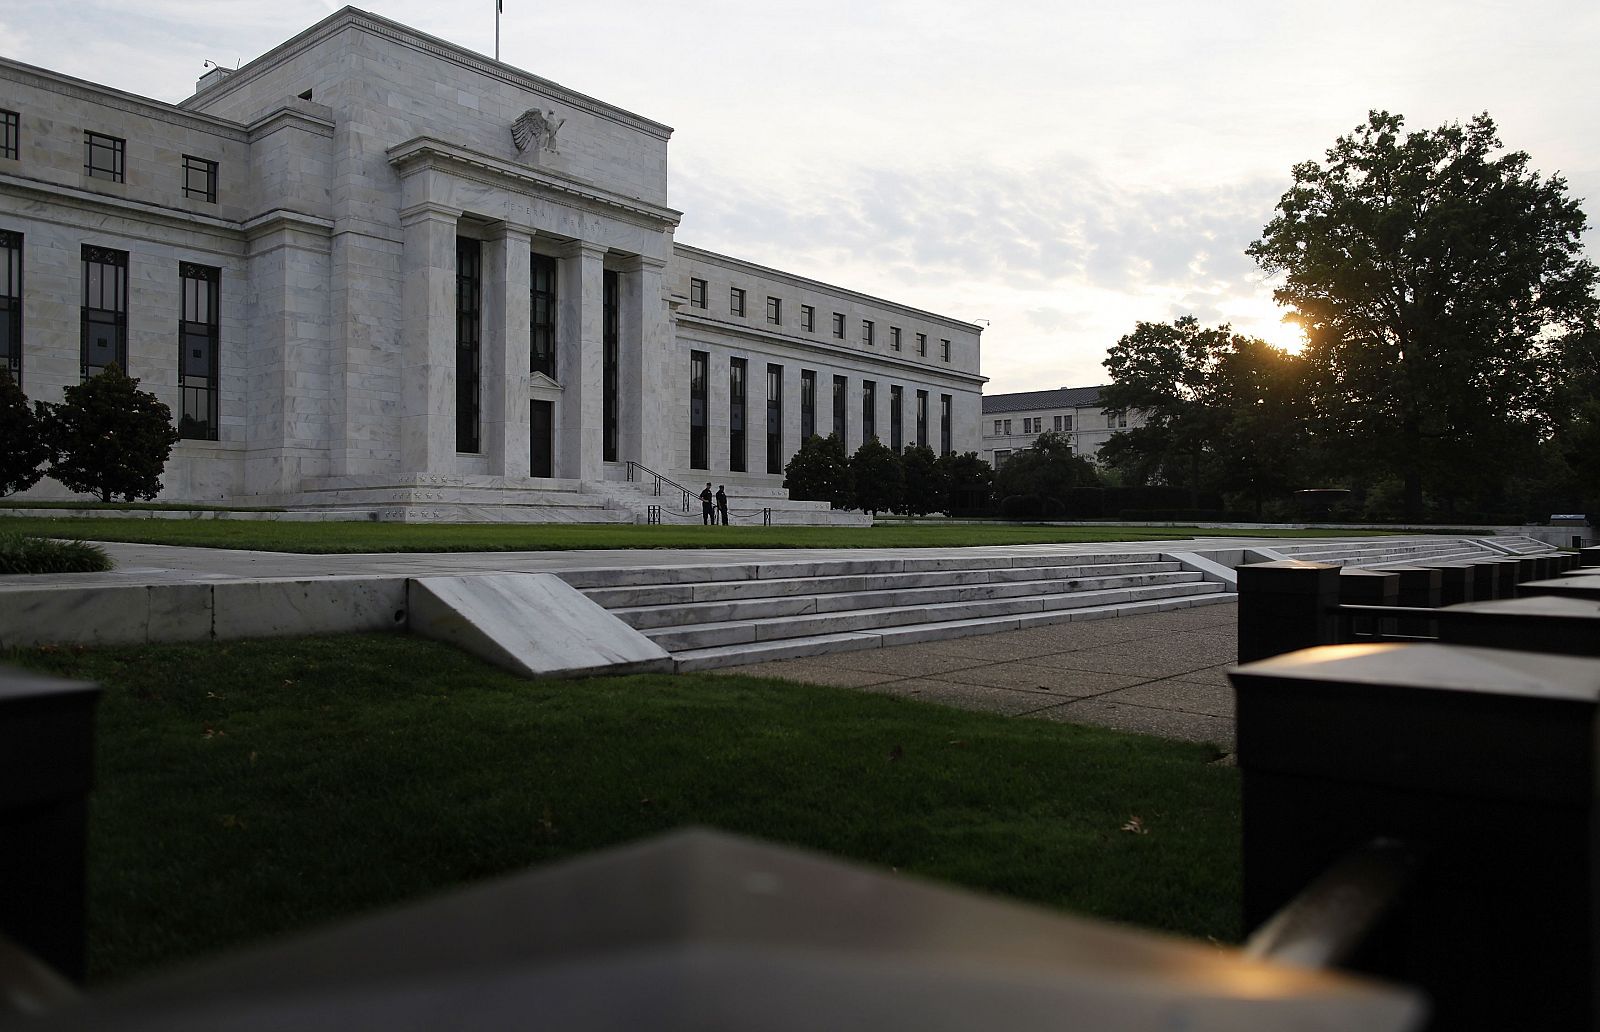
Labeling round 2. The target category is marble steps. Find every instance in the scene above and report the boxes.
[579,560,1184,609]
[671,591,1236,672]
[1271,538,1496,566]
[641,580,1227,654]
[610,570,1206,631]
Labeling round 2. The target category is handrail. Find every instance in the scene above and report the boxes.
[625,461,692,512]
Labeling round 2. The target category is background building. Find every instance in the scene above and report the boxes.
[0,7,983,521]
[980,385,1142,468]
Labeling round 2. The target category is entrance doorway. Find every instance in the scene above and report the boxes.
[530,400,553,478]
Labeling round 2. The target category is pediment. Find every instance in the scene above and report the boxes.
[530,372,564,392]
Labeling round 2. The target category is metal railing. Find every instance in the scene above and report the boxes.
[624,461,692,513]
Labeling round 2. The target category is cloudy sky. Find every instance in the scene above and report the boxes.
[4,0,1595,393]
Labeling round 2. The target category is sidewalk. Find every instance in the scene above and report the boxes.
[711,602,1240,749]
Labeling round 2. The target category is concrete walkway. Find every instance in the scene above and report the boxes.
[708,600,1240,749]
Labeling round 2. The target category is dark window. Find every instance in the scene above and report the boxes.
[530,253,556,378]
[832,374,847,442]
[729,357,747,473]
[689,277,706,308]
[766,296,781,325]
[831,312,845,339]
[80,245,127,379]
[800,304,815,332]
[729,287,745,317]
[940,394,952,455]
[861,320,874,347]
[916,390,929,447]
[182,155,218,203]
[890,328,901,352]
[0,231,20,385]
[455,238,482,452]
[603,269,619,461]
[84,131,124,182]
[917,333,928,357]
[941,338,951,362]
[0,111,17,161]
[690,350,708,469]
[766,364,783,474]
[862,380,876,441]
[800,369,816,441]
[889,385,903,451]
[178,262,220,441]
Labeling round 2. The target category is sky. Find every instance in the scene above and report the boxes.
[3,0,1596,393]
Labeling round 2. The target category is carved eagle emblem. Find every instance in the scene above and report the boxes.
[512,108,565,155]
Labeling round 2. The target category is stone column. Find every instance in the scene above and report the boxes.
[556,241,606,482]
[484,224,532,478]
[399,203,461,474]
[617,255,669,473]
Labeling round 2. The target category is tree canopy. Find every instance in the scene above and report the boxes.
[41,364,180,503]
[0,370,48,497]
[1247,110,1598,517]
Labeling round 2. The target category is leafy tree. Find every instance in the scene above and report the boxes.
[1248,111,1598,519]
[993,431,1100,507]
[41,364,180,503]
[1207,337,1311,517]
[782,432,854,509]
[935,450,994,515]
[897,444,945,516]
[848,437,904,516]
[0,370,48,497]
[1100,317,1237,503]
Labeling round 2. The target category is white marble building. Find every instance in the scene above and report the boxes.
[0,7,984,521]
[981,386,1143,468]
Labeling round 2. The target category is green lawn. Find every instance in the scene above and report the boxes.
[11,634,1242,984]
[0,515,1396,553]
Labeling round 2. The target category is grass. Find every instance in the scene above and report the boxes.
[0,532,113,574]
[10,634,1241,984]
[0,516,1397,554]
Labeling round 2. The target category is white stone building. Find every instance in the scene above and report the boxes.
[980,385,1142,467]
[0,7,983,522]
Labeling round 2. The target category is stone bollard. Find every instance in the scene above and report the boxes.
[1384,566,1442,637]
[1436,595,1600,658]
[1462,560,1501,602]
[1337,568,1400,641]
[1236,561,1341,664]
[0,665,103,983]
[1483,557,1522,598]
[1582,545,1600,567]
[1231,643,1600,1031]
[1517,575,1600,603]
[1420,563,1474,607]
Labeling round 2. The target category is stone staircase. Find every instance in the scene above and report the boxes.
[1268,536,1512,569]
[555,552,1232,670]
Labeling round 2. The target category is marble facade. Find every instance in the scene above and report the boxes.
[0,7,984,521]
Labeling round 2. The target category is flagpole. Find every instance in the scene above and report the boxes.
[495,0,501,61]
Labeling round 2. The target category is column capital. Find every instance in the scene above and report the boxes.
[484,221,534,244]
[397,201,463,228]
[617,253,668,274]
[555,239,608,262]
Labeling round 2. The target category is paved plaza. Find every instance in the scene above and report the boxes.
[710,601,1239,749]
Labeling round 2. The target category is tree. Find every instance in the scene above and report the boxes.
[41,364,180,503]
[935,450,994,515]
[1206,337,1311,517]
[1248,111,1598,519]
[848,438,904,516]
[0,370,48,497]
[993,431,1100,508]
[897,444,945,516]
[783,432,853,509]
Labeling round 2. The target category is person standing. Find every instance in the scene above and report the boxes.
[715,485,729,525]
[700,483,714,525]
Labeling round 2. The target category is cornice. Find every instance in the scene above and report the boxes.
[0,172,245,238]
[246,107,336,141]
[184,7,673,141]
[676,312,987,387]
[387,137,682,230]
[0,58,249,142]
[243,209,336,239]
[674,243,986,335]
